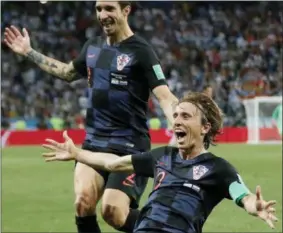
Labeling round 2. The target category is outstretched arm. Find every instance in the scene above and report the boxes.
[41,131,134,172]
[42,131,162,177]
[76,150,134,172]
[222,162,278,229]
[4,25,81,82]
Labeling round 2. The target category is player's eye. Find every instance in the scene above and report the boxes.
[105,6,115,12]
[182,113,191,119]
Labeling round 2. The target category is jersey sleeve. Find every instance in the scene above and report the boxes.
[220,159,251,207]
[139,46,167,91]
[72,39,94,77]
[131,146,166,178]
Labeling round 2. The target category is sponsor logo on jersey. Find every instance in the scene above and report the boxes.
[193,165,209,180]
[110,72,128,86]
[117,54,131,71]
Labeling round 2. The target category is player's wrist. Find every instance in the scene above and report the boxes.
[241,193,251,203]
[23,47,33,57]
[71,147,81,160]
[241,194,256,213]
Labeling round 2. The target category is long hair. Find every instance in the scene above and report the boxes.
[179,92,224,149]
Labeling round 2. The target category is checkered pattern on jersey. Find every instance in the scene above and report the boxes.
[84,44,150,153]
[135,188,204,233]
[134,150,224,233]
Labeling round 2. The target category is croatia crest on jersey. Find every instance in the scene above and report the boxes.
[193,165,209,180]
[117,54,131,71]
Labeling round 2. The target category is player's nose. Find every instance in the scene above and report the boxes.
[99,10,109,21]
[173,118,182,127]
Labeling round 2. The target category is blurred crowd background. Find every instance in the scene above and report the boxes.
[1,1,282,130]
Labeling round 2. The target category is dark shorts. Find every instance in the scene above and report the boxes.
[76,143,148,209]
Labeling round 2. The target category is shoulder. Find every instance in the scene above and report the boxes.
[125,34,152,48]
[123,34,158,57]
[164,146,179,156]
[155,146,178,154]
[82,37,102,49]
[151,146,178,157]
[212,156,237,174]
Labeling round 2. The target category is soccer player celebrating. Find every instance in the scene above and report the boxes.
[4,1,177,233]
[169,85,213,147]
[42,92,278,233]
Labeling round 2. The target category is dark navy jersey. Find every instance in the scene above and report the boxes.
[131,146,250,233]
[72,35,167,154]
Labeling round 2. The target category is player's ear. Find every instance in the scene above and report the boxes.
[201,122,211,136]
[123,5,131,17]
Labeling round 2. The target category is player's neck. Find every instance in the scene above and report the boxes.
[107,24,133,45]
[179,146,207,160]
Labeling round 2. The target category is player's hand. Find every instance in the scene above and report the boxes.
[42,131,78,162]
[4,25,32,56]
[244,186,278,229]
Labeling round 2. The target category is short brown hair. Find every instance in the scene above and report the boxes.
[118,1,132,9]
[118,1,140,12]
[179,92,223,149]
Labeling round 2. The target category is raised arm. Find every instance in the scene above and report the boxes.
[25,50,77,82]
[4,25,84,82]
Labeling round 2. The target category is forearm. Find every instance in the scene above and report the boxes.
[159,95,178,127]
[75,149,119,171]
[107,155,134,172]
[75,149,134,172]
[26,49,77,82]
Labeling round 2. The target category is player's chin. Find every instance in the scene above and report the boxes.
[176,141,187,149]
[177,145,186,150]
[103,27,116,36]
[176,135,187,149]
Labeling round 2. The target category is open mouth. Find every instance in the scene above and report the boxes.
[175,129,187,143]
[101,20,114,29]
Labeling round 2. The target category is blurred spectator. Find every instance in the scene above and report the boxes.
[36,116,49,130]
[1,1,282,128]
[1,107,10,129]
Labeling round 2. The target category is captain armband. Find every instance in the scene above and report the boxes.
[228,174,251,207]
